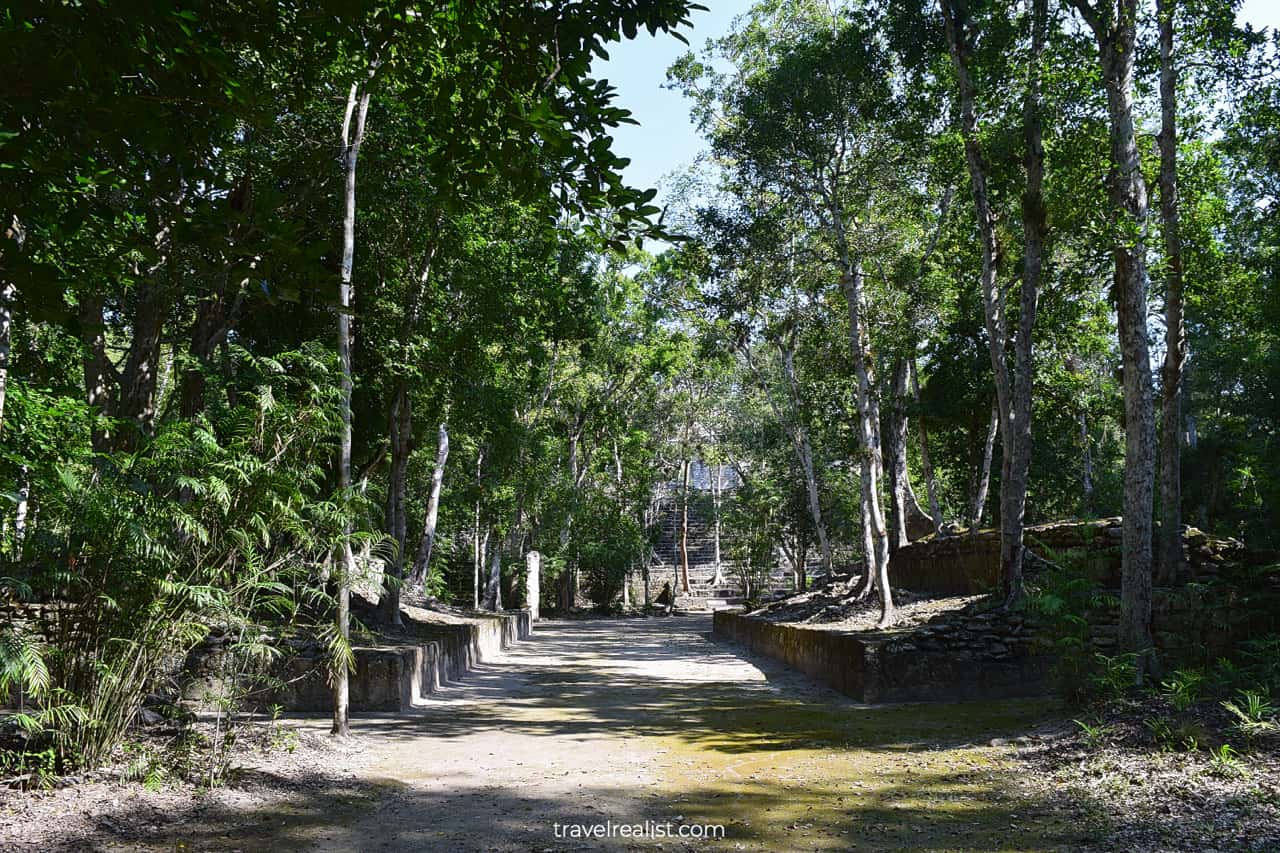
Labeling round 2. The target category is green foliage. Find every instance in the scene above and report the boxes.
[0,624,49,703]
[573,496,645,611]
[266,705,301,755]
[1161,669,1206,713]
[1,0,1277,790]
[1091,653,1141,700]
[1073,718,1112,750]
[1145,715,1209,754]
[1027,549,1129,702]
[2,345,349,771]
[1238,634,1280,692]
[0,743,58,790]
[1206,743,1245,779]
[726,479,785,609]
[1221,690,1280,747]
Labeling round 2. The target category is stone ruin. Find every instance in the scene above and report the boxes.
[715,519,1279,703]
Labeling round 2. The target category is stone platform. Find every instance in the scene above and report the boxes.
[184,607,532,713]
[890,517,1264,596]
[712,608,1049,703]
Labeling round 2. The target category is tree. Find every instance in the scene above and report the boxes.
[684,200,839,577]
[1156,0,1187,586]
[332,65,373,737]
[939,0,1048,605]
[1067,0,1158,675]
[671,2,944,623]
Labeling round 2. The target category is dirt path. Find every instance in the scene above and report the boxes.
[284,615,1082,852]
[6,616,1092,852]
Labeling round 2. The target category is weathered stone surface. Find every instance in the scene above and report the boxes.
[890,519,1269,596]
[525,551,541,621]
[713,610,1051,703]
[181,608,533,713]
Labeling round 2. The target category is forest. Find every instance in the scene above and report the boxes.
[2,0,1279,849]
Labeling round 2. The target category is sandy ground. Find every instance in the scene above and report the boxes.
[304,615,865,852]
[5,616,1097,852]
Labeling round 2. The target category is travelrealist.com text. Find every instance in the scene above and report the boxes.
[552,820,727,840]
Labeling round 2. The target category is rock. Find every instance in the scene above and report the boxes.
[142,692,172,708]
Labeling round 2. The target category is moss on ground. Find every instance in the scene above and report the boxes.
[643,697,1093,851]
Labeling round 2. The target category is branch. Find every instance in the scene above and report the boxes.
[1066,0,1105,34]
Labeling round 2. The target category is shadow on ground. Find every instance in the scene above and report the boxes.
[46,765,1096,852]
[23,616,1193,851]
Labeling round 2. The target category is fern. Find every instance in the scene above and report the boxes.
[1,343,356,772]
[0,628,49,700]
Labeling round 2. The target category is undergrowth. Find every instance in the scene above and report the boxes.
[1027,541,1280,761]
[0,344,376,788]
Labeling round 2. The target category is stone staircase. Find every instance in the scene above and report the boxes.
[647,493,793,611]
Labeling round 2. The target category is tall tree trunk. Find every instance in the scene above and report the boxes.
[180,285,246,419]
[114,284,168,450]
[1156,0,1186,585]
[472,449,485,609]
[999,0,1049,605]
[678,458,692,595]
[897,187,952,539]
[380,384,411,625]
[483,536,503,611]
[855,467,876,599]
[117,177,185,447]
[970,397,999,532]
[0,283,13,437]
[839,262,893,624]
[711,463,726,586]
[332,75,372,738]
[1080,410,1095,514]
[943,0,1040,604]
[0,216,22,436]
[474,528,487,611]
[180,169,252,418]
[612,438,623,490]
[779,342,834,574]
[910,359,945,535]
[380,229,441,620]
[408,421,449,592]
[13,464,29,552]
[80,295,114,454]
[1072,0,1157,676]
[481,532,499,612]
[796,539,808,592]
[558,414,585,612]
[886,359,913,551]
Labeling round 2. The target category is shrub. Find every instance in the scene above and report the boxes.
[1,344,357,774]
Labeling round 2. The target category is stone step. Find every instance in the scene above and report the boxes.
[674,597,744,612]
[241,609,532,713]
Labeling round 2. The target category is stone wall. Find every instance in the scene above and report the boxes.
[0,600,76,644]
[713,608,1050,703]
[890,518,1264,595]
[2,594,533,715]
[182,608,532,713]
[721,520,1279,702]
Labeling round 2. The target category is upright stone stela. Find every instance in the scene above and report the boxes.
[525,550,540,621]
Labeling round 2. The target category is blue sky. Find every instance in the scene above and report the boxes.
[593,0,1280,205]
